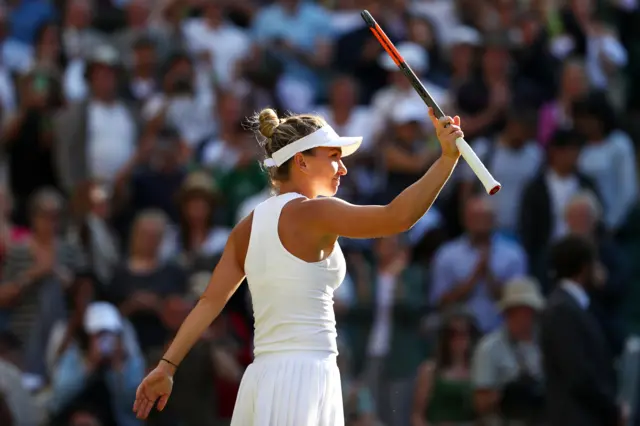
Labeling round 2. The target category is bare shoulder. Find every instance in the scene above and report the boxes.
[417,359,437,379]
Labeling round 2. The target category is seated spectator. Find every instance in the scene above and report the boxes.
[472,277,545,426]
[125,36,161,105]
[0,189,85,380]
[519,129,598,290]
[460,107,543,240]
[537,59,589,146]
[48,302,144,426]
[109,210,187,354]
[251,0,335,111]
[68,182,120,291]
[124,126,189,224]
[565,191,629,356]
[0,330,44,426]
[573,91,637,232]
[430,196,527,333]
[161,172,230,268]
[411,308,478,426]
[371,41,448,140]
[380,98,439,204]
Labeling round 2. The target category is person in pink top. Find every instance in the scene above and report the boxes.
[537,59,589,146]
[0,186,30,274]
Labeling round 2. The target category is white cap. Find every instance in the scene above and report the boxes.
[83,302,123,334]
[263,125,362,168]
[379,42,429,74]
[391,98,427,124]
[450,26,482,47]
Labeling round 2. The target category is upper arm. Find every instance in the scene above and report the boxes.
[298,198,409,239]
[200,214,251,305]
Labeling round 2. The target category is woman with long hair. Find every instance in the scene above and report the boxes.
[411,310,479,426]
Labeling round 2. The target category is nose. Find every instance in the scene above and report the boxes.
[338,160,347,176]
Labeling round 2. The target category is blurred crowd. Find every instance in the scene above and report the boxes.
[0,0,640,425]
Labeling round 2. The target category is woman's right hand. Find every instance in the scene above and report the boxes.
[428,107,463,160]
[133,364,174,419]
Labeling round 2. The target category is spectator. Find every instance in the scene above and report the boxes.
[460,107,543,239]
[143,51,214,148]
[0,188,85,379]
[573,90,638,232]
[68,182,120,290]
[430,196,527,333]
[2,70,63,227]
[122,126,188,224]
[357,234,428,426]
[161,171,230,268]
[182,0,251,88]
[48,301,144,426]
[54,44,142,193]
[541,234,626,426]
[519,128,598,289]
[109,209,187,354]
[371,41,447,139]
[126,36,161,104]
[411,308,478,426]
[0,330,44,426]
[251,0,335,111]
[0,186,29,273]
[537,59,590,146]
[565,191,630,356]
[472,276,545,426]
[380,98,439,203]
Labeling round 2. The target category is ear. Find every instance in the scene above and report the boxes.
[293,152,309,174]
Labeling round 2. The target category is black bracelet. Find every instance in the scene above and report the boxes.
[161,358,179,369]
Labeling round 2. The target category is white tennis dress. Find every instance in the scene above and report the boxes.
[230,192,346,426]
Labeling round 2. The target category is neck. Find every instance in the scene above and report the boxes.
[92,94,116,104]
[133,68,153,79]
[451,353,467,368]
[33,233,54,245]
[469,234,491,246]
[278,181,316,199]
[550,166,573,178]
[130,255,157,268]
[332,106,351,124]
[206,18,223,29]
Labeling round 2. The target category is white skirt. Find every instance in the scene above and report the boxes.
[230,351,344,426]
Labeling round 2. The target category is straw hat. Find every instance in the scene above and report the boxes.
[498,277,545,312]
[178,171,219,205]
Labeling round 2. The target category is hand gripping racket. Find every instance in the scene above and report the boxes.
[361,10,501,195]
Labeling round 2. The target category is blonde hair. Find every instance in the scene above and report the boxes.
[248,108,327,184]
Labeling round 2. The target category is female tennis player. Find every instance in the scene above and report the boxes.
[133,107,463,425]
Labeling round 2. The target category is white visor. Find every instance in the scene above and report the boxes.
[263,125,363,167]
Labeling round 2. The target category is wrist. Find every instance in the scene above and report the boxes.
[439,153,460,163]
[158,358,177,375]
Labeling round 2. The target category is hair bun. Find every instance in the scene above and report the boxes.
[258,108,280,139]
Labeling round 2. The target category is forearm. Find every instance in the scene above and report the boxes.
[388,155,458,230]
[161,297,222,366]
[439,276,476,306]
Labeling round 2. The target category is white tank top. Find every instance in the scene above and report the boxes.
[244,192,346,357]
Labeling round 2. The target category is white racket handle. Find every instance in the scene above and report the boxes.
[455,137,501,195]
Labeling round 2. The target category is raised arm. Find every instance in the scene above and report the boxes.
[301,110,462,239]
[132,214,251,419]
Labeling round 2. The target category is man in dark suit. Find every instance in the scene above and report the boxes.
[519,129,599,292]
[541,235,626,426]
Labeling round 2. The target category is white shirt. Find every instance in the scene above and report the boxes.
[367,273,396,357]
[463,139,543,233]
[578,131,638,229]
[313,105,374,152]
[87,101,136,183]
[182,19,251,86]
[245,193,346,356]
[561,279,590,309]
[546,171,580,239]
